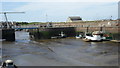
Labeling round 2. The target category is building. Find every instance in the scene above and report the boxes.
[66,16,82,22]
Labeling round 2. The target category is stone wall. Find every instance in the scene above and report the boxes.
[1,29,15,41]
[52,20,118,27]
[29,27,76,40]
[76,27,119,33]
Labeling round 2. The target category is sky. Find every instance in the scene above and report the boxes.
[0,0,119,22]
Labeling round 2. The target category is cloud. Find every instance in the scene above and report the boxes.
[2,2,118,22]
[14,2,116,12]
[1,0,119,2]
[0,3,3,21]
[13,2,117,21]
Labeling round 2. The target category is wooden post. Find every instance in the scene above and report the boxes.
[100,27,102,31]
[86,27,89,32]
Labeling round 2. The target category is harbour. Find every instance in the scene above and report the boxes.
[0,2,120,67]
[1,31,119,66]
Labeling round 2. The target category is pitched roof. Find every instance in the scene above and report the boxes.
[68,16,82,20]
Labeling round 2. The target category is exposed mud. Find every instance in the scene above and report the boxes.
[2,31,119,66]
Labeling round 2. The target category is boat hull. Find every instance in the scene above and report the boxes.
[83,38,102,42]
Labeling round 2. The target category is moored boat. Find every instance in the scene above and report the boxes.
[83,31,105,42]
[51,31,66,39]
[75,34,82,39]
[82,38,91,42]
[0,39,6,42]
[110,40,120,43]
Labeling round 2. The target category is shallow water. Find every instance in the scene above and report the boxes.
[2,31,119,66]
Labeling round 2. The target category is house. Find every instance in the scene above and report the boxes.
[66,16,82,22]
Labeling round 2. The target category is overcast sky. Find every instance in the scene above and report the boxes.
[1,0,118,22]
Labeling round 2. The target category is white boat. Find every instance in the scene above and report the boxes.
[60,31,66,38]
[82,38,91,42]
[0,39,6,42]
[84,31,103,42]
[51,31,66,39]
[110,40,120,43]
[76,36,80,39]
[75,34,82,39]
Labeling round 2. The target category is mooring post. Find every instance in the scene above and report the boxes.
[100,27,102,31]
[86,26,89,32]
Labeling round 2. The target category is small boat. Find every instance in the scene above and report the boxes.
[110,40,120,43]
[82,38,91,42]
[51,31,66,39]
[59,31,66,38]
[102,34,112,41]
[83,31,103,42]
[51,36,58,39]
[75,34,82,39]
[0,39,6,42]
[76,36,80,39]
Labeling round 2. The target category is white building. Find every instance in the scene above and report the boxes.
[66,16,82,22]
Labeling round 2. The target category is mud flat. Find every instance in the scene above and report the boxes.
[2,31,119,66]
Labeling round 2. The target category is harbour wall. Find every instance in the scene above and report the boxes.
[0,29,15,41]
[76,27,119,33]
[28,20,120,40]
[22,20,119,33]
[29,27,76,40]
[29,26,120,40]
[1,20,119,41]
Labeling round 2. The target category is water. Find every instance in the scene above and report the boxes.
[2,31,119,66]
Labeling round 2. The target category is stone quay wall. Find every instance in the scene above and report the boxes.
[0,29,15,41]
[29,27,76,40]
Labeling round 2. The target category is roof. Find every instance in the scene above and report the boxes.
[68,16,82,21]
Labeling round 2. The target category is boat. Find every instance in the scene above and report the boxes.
[110,40,120,43]
[83,31,103,42]
[82,38,91,42]
[51,31,66,39]
[75,32,84,39]
[75,34,82,39]
[59,31,66,38]
[76,36,80,39]
[0,39,6,42]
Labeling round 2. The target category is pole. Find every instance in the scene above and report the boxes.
[46,14,48,23]
[4,13,10,28]
[0,12,25,29]
[4,13,8,22]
